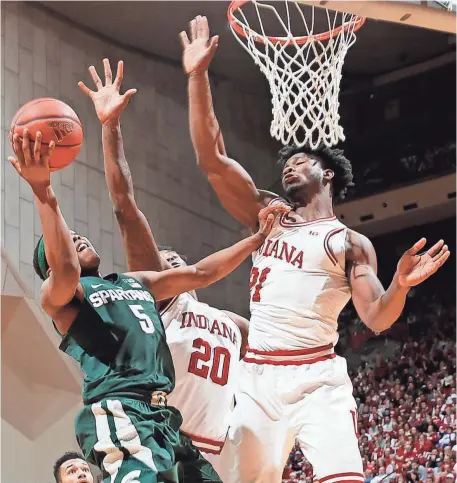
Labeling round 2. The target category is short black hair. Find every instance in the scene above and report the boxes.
[158,245,187,262]
[277,144,354,201]
[33,235,46,281]
[53,451,86,482]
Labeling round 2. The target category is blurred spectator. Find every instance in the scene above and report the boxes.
[282,276,456,483]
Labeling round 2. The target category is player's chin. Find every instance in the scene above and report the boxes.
[78,250,101,269]
[283,181,304,196]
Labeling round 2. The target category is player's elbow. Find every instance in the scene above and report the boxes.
[196,151,225,175]
[57,261,81,287]
[112,195,140,220]
[191,264,219,289]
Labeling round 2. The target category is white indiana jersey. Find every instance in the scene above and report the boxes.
[161,292,242,455]
[248,198,351,353]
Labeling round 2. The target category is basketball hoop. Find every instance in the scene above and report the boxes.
[227,0,366,149]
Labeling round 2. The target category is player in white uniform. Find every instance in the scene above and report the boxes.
[158,246,247,479]
[181,15,450,483]
[79,58,262,482]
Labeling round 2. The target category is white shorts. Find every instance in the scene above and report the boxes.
[226,354,363,483]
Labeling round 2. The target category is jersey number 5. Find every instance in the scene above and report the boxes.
[249,267,271,302]
[129,305,155,334]
[188,338,231,386]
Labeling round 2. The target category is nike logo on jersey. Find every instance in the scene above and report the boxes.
[180,311,238,345]
[92,284,103,288]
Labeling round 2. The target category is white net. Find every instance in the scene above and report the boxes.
[228,1,365,149]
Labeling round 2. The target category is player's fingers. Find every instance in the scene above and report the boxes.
[264,214,275,233]
[121,89,137,107]
[12,133,25,166]
[196,15,205,39]
[114,60,124,88]
[190,18,197,41]
[179,31,190,49]
[22,129,32,166]
[426,239,444,257]
[429,250,450,276]
[89,65,103,90]
[406,238,427,256]
[103,58,113,85]
[432,245,448,262]
[42,140,55,169]
[78,81,94,98]
[123,89,137,102]
[200,15,210,39]
[209,35,219,53]
[8,157,22,176]
[33,131,42,163]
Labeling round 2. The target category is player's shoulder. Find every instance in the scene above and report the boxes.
[345,229,376,262]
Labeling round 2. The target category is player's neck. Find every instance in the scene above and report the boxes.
[81,269,102,278]
[292,194,334,222]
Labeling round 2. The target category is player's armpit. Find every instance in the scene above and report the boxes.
[346,230,409,333]
[205,155,264,229]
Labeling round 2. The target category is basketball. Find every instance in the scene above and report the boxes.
[9,98,83,171]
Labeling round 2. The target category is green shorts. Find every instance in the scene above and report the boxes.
[75,397,220,483]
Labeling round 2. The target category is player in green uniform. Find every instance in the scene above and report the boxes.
[8,130,288,483]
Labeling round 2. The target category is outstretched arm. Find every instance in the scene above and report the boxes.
[132,204,289,301]
[9,131,82,328]
[181,16,268,229]
[347,230,450,333]
[79,59,170,272]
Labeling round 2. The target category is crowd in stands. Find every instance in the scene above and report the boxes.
[344,139,456,201]
[282,263,456,483]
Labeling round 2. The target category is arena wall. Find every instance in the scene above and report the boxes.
[1,1,278,320]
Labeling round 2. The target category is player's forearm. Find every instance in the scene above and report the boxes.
[34,185,80,280]
[188,71,225,169]
[102,122,167,272]
[363,274,410,332]
[194,233,265,287]
[102,121,136,214]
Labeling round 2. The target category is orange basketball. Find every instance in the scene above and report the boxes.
[9,98,83,171]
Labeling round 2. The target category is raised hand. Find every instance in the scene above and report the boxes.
[8,130,54,194]
[257,203,291,238]
[180,15,219,75]
[396,238,450,287]
[78,59,137,125]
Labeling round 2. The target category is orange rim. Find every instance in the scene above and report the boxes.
[227,0,366,46]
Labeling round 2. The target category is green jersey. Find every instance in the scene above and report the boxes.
[59,273,175,404]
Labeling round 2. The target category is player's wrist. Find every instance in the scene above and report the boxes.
[251,231,267,246]
[33,183,55,205]
[102,118,121,131]
[188,70,209,79]
[392,271,411,292]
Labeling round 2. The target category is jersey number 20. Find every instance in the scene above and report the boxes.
[188,338,231,386]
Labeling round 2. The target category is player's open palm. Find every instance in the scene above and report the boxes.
[257,203,291,238]
[78,59,137,125]
[8,129,54,192]
[180,15,219,75]
[396,238,450,287]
